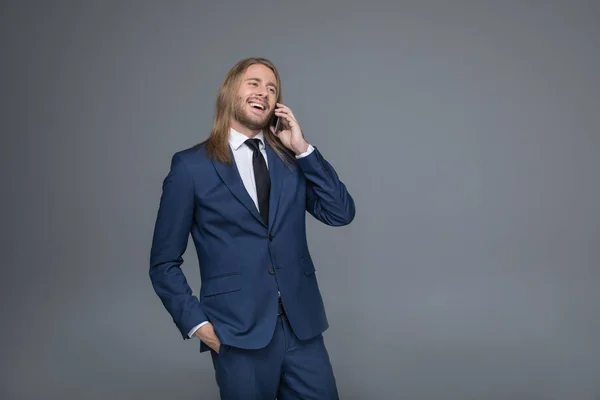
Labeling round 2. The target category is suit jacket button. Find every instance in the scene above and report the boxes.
[268,267,275,275]
[268,234,274,241]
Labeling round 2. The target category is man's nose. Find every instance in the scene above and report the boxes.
[255,86,267,96]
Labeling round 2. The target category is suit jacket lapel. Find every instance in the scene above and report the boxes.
[266,143,293,228]
[211,149,266,227]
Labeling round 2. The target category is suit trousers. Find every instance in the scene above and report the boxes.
[210,314,339,400]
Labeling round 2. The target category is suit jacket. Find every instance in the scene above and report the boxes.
[149,141,355,352]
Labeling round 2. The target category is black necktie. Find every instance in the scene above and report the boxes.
[245,138,270,225]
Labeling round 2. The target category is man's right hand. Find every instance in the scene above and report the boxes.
[194,322,221,353]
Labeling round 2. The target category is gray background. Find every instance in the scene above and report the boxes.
[1,1,599,399]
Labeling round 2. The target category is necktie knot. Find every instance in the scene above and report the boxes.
[245,138,262,153]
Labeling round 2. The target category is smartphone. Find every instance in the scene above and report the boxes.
[271,114,281,135]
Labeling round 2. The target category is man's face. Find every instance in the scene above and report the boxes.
[232,64,278,132]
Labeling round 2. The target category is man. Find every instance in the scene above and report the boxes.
[149,57,355,399]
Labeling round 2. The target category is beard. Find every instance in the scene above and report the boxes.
[232,96,271,131]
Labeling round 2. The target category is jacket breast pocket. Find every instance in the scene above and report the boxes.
[201,273,242,297]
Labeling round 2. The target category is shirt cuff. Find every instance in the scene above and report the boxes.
[188,321,209,338]
[295,144,314,159]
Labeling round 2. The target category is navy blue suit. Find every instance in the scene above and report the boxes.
[150,140,355,398]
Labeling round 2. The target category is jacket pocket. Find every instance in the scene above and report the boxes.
[202,273,242,297]
[301,256,316,276]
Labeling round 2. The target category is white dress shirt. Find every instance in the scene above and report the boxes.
[188,128,314,338]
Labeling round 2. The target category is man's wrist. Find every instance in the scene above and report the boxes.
[293,141,310,155]
[295,144,314,159]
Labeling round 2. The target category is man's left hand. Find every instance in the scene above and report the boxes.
[270,103,309,155]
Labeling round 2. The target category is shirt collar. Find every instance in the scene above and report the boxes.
[228,128,265,151]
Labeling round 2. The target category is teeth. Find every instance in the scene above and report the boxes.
[250,103,265,110]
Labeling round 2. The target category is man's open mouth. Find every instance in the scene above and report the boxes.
[249,101,267,113]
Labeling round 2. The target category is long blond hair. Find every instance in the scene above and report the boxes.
[201,58,294,165]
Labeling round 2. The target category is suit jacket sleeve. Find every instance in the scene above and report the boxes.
[149,152,207,339]
[296,147,356,226]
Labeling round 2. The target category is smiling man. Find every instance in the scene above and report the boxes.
[149,57,355,399]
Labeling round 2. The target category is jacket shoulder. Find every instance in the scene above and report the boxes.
[170,142,210,168]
